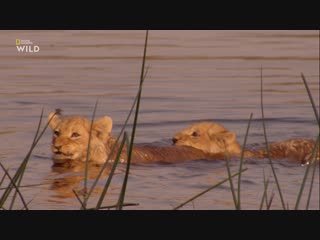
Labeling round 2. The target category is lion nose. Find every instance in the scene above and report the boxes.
[172,138,178,144]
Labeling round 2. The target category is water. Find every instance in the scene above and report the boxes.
[0,30,319,210]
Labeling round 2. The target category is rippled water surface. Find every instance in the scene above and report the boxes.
[0,30,319,210]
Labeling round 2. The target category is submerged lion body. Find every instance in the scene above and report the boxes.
[250,138,318,164]
[173,122,319,164]
[107,142,211,164]
[48,111,319,166]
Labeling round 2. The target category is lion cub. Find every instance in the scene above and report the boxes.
[172,122,243,156]
[48,111,113,165]
[172,122,319,164]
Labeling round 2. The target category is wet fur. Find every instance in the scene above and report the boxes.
[173,122,319,164]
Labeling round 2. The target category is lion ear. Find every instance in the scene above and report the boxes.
[93,116,113,142]
[48,111,62,129]
[216,131,237,145]
[93,116,112,133]
[207,123,226,136]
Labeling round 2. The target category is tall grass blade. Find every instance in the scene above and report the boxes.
[30,108,45,146]
[173,168,248,210]
[306,156,319,210]
[85,91,139,201]
[294,73,319,210]
[0,162,28,210]
[84,36,149,205]
[115,131,131,209]
[0,108,44,207]
[259,169,270,210]
[224,143,238,209]
[96,132,128,209]
[300,73,319,125]
[116,30,149,210]
[266,191,275,210]
[0,109,59,208]
[294,135,320,209]
[260,67,286,210]
[6,108,44,207]
[87,203,139,210]
[72,189,87,210]
[0,168,8,187]
[84,67,149,204]
[9,172,24,210]
[237,112,253,210]
[20,195,38,210]
[81,99,99,209]
[20,189,44,210]
[192,201,196,210]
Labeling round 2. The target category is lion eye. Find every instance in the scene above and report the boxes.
[71,132,80,138]
[192,132,199,137]
[54,130,60,137]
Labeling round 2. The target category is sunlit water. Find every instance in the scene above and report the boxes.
[0,30,319,210]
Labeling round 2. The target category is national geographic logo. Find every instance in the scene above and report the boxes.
[16,39,40,53]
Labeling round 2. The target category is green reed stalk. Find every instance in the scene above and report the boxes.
[73,189,87,210]
[0,108,57,208]
[294,135,320,210]
[116,30,149,210]
[83,70,148,204]
[20,191,42,210]
[237,112,253,210]
[84,91,139,201]
[173,168,248,210]
[294,73,320,210]
[115,132,131,209]
[0,162,28,210]
[259,169,270,210]
[224,144,238,209]
[95,132,128,209]
[306,157,319,210]
[266,191,275,210]
[9,172,24,210]
[1,109,44,208]
[87,203,139,210]
[260,67,286,210]
[0,168,8,187]
[81,99,99,209]
[1,109,59,209]
[300,73,319,126]
[84,38,149,206]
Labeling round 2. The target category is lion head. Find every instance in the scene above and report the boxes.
[172,122,242,156]
[48,111,113,165]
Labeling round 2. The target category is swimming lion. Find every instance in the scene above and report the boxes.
[172,122,319,164]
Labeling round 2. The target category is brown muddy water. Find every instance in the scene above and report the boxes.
[0,30,319,210]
